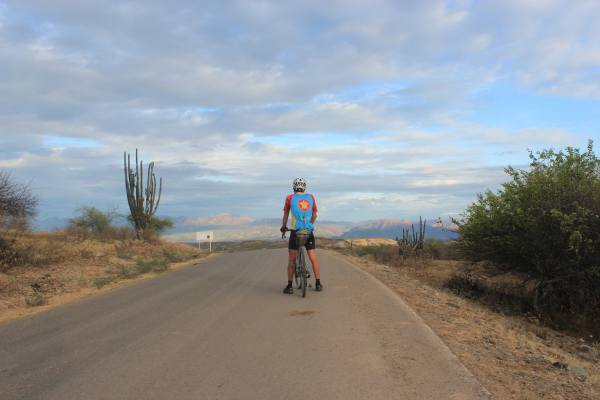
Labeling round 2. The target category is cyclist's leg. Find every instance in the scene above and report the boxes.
[306,249,320,279]
[287,231,299,282]
[306,233,320,280]
[287,249,297,281]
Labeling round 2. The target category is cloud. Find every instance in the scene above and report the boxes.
[0,0,598,222]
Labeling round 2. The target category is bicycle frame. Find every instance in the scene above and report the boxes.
[282,228,311,297]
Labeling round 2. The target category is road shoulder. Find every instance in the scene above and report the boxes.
[325,250,491,399]
[329,249,600,400]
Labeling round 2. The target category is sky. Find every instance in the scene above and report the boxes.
[0,0,599,223]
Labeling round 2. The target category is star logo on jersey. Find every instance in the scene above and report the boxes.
[298,199,310,211]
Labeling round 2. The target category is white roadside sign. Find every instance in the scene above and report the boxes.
[196,231,214,252]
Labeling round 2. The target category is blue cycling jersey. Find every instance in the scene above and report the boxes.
[284,193,317,231]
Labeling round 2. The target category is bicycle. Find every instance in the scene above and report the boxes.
[282,228,311,298]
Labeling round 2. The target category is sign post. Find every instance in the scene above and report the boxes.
[195,231,214,252]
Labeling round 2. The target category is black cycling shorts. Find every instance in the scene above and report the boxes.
[288,230,316,250]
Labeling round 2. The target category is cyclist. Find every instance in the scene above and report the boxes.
[280,177,322,294]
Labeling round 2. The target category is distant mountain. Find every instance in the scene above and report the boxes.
[165,215,456,242]
[178,214,255,227]
[34,213,456,242]
[164,213,351,242]
[341,219,457,241]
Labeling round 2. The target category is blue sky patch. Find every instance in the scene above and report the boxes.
[43,135,101,149]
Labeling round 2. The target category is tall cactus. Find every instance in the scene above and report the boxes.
[396,216,426,256]
[124,149,162,239]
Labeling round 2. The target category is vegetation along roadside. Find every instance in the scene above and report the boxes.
[324,141,600,399]
[0,150,208,324]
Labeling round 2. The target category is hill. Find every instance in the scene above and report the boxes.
[35,214,457,242]
[341,219,457,240]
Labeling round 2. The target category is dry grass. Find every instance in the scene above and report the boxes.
[0,231,207,323]
[331,241,600,400]
[346,238,398,246]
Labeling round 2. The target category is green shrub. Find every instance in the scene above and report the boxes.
[135,257,169,274]
[147,216,173,234]
[445,268,534,314]
[25,291,46,306]
[113,264,135,279]
[93,276,114,288]
[457,140,600,319]
[134,259,153,274]
[162,249,196,263]
[0,236,18,272]
[67,207,118,240]
[423,239,462,260]
[151,259,169,272]
[127,215,173,241]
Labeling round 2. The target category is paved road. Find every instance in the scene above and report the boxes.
[0,249,489,399]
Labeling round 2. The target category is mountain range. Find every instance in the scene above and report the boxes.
[34,213,457,242]
[163,214,457,242]
[340,219,455,240]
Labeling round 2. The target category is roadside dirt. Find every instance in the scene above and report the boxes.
[0,235,210,325]
[336,252,600,400]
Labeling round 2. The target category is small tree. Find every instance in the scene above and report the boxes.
[67,207,118,239]
[123,149,163,240]
[127,215,173,241]
[147,216,173,234]
[457,140,600,319]
[0,172,37,231]
[0,172,37,270]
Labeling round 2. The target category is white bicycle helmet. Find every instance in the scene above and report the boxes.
[293,177,307,192]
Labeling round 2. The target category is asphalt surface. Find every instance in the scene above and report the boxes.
[0,249,489,399]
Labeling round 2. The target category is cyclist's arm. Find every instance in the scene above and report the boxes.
[311,194,318,224]
[282,210,289,229]
[282,195,291,230]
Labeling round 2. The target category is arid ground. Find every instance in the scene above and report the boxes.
[332,247,600,399]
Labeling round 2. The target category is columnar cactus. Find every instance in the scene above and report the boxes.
[124,149,162,239]
[396,216,426,256]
